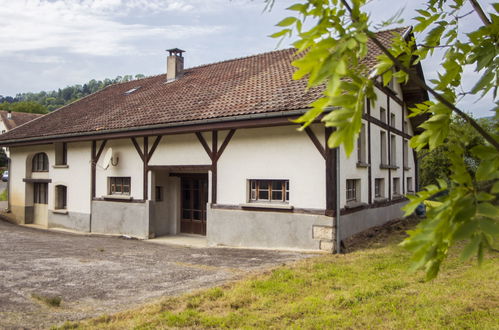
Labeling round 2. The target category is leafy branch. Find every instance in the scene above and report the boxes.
[270,0,498,280]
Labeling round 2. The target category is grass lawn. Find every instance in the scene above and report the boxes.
[60,218,498,329]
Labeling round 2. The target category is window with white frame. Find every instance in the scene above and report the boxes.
[393,177,400,195]
[55,142,67,166]
[34,183,48,204]
[380,107,387,123]
[346,179,360,202]
[375,178,385,198]
[32,153,49,172]
[55,185,67,209]
[249,179,289,203]
[357,124,367,164]
[109,177,131,195]
[380,131,387,165]
[407,177,413,192]
[390,113,396,128]
[403,140,409,168]
[390,134,397,166]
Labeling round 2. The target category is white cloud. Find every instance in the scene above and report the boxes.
[0,0,224,56]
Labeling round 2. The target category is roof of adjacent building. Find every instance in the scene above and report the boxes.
[0,27,424,144]
[0,111,44,131]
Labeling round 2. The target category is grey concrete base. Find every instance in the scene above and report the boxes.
[91,200,152,239]
[338,200,407,240]
[48,211,90,232]
[207,207,332,250]
[8,205,26,224]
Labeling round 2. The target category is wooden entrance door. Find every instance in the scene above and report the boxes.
[180,175,208,235]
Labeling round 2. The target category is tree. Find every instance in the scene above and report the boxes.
[270,0,498,279]
[420,116,496,188]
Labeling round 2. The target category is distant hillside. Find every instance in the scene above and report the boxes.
[0,74,145,113]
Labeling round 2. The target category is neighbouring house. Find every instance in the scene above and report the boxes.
[0,110,44,157]
[0,27,427,252]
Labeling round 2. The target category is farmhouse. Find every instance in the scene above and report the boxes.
[0,110,44,157]
[0,27,427,251]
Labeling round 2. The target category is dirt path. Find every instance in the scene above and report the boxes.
[0,220,310,329]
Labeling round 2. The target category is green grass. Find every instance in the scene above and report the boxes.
[60,220,498,329]
[32,293,62,307]
[0,189,7,201]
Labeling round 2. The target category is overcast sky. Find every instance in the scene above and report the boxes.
[0,0,494,118]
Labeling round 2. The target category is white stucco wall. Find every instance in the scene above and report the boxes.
[95,139,143,199]
[217,124,326,209]
[148,133,212,166]
[50,141,92,213]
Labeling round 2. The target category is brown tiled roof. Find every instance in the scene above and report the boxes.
[0,110,44,131]
[0,27,410,143]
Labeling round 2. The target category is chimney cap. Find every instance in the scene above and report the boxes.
[166,48,185,56]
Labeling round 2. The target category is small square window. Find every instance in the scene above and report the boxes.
[109,177,131,195]
[346,179,360,202]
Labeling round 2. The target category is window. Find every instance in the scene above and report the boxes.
[390,113,396,127]
[346,179,359,202]
[403,120,408,133]
[55,142,67,165]
[375,178,385,198]
[393,177,400,195]
[380,131,387,165]
[34,183,48,204]
[155,186,163,201]
[55,185,67,209]
[109,177,131,195]
[403,140,409,168]
[249,179,289,203]
[390,134,397,166]
[32,153,48,172]
[407,177,413,192]
[380,107,387,123]
[357,124,367,164]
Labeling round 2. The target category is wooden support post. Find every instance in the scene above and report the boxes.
[387,94,392,200]
[211,130,218,204]
[325,127,337,216]
[367,99,372,204]
[91,140,107,199]
[305,127,326,160]
[143,137,148,200]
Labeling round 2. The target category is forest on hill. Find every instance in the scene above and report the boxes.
[0,74,145,114]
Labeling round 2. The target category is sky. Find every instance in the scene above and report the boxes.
[0,0,495,118]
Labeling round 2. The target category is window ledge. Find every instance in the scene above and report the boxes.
[345,201,367,209]
[102,195,133,200]
[356,162,370,168]
[240,203,293,210]
[392,194,405,200]
[380,164,398,170]
[53,165,69,169]
[403,166,411,171]
[52,209,68,214]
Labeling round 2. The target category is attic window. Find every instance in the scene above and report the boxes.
[124,87,141,95]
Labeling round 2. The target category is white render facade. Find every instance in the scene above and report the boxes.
[6,82,417,252]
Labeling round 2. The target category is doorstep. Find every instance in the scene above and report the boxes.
[147,234,209,248]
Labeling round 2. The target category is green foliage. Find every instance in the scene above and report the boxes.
[271,0,499,279]
[0,74,145,112]
[0,101,48,114]
[419,117,496,187]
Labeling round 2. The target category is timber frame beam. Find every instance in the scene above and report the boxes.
[196,129,236,204]
[130,136,162,200]
[91,139,108,198]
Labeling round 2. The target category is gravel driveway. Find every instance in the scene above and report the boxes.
[0,219,310,329]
